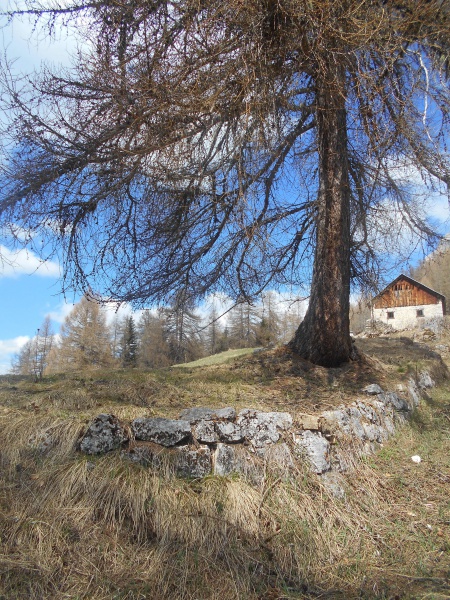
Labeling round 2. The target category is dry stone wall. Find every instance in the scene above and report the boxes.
[77,371,435,484]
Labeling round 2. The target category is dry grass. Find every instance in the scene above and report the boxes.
[0,338,449,599]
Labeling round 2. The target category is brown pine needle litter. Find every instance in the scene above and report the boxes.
[0,337,449,599]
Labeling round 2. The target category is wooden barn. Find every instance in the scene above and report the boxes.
[372,274,446,330]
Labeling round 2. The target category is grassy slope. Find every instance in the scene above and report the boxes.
[0,338,449,599]
[173,347,259,368]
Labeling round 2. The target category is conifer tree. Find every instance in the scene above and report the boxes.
[48,295,113,372]
[119,315,138,367]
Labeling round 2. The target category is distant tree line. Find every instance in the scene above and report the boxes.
[12,292,303,376]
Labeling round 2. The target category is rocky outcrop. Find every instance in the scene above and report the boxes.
[77,371,435,484]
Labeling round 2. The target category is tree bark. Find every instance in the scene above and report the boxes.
[290,68,353,367]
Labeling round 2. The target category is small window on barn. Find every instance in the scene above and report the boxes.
[387,311,395,319]
[416,309,424,318]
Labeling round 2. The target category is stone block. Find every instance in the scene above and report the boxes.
[192,419,219,443]
[363,384,384,395]
[298,413,321,430]
[215,421,244,442]
[418,370,434,389]
[407,378,421,407]
[264,443,294,470]
[213,443,261,481]
[28,428,55,453]
[174,445,212,478]
[179,407,236,423]
[237,409,292,449]
[122,441,165,467]
[294,430,331,474]
[384,391,410,412]
[79,414,129,455]
[132,417,191,446]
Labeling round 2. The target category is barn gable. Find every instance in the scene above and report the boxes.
[373,274,446,313]
[371,274,446,330]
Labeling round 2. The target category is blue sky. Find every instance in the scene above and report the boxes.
[0,10,80,373]
[0,9,449,373]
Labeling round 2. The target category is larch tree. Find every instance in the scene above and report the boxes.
[258,291,282,346]
[228,301,261,348]
[1,1,450,366]
[49,295,113,372]
[204,298,223,356]
[137,309,172,368]
[11,316,54,379]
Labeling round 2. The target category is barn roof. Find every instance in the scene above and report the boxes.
[374,273,446,314]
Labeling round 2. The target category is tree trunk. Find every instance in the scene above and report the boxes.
[290,69,353,367]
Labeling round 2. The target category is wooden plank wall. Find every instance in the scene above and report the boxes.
[373,278,440,309]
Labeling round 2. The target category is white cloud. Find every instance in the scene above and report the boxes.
[46,301,76,324]
[0,245,60,279]
[101,301,138,325]
[385,160,450,227]
[425,196,450,223]
[0,335,30,374]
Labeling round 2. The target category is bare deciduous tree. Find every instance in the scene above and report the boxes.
[1,1,449,366]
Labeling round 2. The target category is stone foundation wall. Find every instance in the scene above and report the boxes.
[75,371,435,487]
[373,302,444,330]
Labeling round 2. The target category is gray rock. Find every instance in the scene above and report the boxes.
[213,443,237,476]
[123,442,211,477]
[132,417,191,446]
[355,401,380,424]
[347,406,367,439]
[384,391,410,412]
[79,414,129,455]
[362,423,385,443]
[363,384,384,395]
[294,430,331,474]
[174,445,212,478]
[179,407,236,423]
[215,421,244,443]
[418,371,434,389]
[331,448,354,473]
[322,407,366,440]
[122,442,165,467]
[28,428,55,453]
[237,409,292,449]
[192,420,219,443]
[213,443,261,481]
[382,414,396,435]
[407,378,421,407]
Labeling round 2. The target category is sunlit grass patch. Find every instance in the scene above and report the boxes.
[173,347,260,368]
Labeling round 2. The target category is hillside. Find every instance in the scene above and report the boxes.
[0,335,449,599]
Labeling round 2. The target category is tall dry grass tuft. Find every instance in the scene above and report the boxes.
[0,347,449,599]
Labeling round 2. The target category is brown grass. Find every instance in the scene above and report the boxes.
[0,337,449,599]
